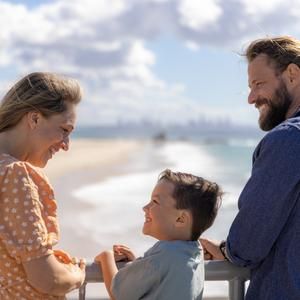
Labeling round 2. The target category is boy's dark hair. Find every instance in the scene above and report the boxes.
[158,169,222,241]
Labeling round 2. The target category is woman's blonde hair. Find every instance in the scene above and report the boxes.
[0,72,82,132]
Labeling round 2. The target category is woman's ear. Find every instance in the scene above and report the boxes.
[27,111,40,129]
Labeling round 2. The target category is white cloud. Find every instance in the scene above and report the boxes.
[240,0,284,15]
[185,40,200,51]
[178,0,222,30]
[0,0,299,126]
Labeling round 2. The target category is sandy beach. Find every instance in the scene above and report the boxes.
[44,138,144,182]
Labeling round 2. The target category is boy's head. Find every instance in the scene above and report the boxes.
[142,169,222,241]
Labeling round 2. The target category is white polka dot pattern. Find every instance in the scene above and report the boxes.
[0,154,63,299]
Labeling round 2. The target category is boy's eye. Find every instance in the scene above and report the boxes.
[152,199,159,204]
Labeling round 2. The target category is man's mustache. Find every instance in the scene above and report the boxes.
[255,98,269,109]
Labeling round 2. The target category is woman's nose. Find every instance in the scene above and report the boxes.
[61,136,69,151]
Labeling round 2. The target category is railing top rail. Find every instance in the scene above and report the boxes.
[204,261,250,281]
[84,260,250,283]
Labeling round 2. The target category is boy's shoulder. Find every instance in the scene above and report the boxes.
[145,240,201,260]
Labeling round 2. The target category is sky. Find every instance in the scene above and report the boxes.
[1,0,300,127]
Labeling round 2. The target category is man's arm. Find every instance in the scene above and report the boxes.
[226,128,300,267]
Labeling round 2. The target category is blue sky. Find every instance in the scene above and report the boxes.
[0,0,299,126]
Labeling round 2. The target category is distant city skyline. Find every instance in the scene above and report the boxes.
[1,0,299,126]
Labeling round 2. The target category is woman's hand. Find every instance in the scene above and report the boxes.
[65,258,86,288]
[113,244,136,262]
[54,249,85,266]
[200,238,225,260]
[23,253,86,296]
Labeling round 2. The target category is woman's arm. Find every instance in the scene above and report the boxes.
[23,253,86,296]
[95,251,118,300]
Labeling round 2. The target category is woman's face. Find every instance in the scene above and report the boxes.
[27,102,77,167]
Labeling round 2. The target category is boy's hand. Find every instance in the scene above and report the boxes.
[113,245,136,262]
[94,250,114,264]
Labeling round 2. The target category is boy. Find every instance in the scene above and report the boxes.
[95,169,222,300]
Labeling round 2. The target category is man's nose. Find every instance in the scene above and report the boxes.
[248,89,257,105]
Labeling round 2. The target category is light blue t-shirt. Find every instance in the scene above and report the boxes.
[111,240,204,300]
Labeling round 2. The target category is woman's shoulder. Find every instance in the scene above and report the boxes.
[0,153,50,186]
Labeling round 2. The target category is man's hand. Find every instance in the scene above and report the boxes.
[113,244,136,262]
[200,238,225,260]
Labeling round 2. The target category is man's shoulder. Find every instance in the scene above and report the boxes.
[253,118,300,159]
[276,114,300,131]
[262,117,300,143]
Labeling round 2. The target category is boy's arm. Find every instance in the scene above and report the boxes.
[95,251,118,300]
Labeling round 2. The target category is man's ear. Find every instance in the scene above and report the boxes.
[285,63,300,85]
[27,111,40,129]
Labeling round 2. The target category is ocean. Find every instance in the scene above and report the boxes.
[71,137,260,298]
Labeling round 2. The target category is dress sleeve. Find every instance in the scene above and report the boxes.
[0,162,54,263]
[227,127,300,267]
[111,256,159,300]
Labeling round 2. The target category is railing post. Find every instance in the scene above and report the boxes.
[229,277,246,300]
[78,282,87,300]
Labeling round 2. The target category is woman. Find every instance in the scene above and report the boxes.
[0,72,86,299]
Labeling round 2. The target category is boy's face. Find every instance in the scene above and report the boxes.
[142,179,184,240]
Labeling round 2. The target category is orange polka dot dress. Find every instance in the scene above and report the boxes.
[0,153,65,299]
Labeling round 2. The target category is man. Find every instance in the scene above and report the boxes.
[201,36,300,299]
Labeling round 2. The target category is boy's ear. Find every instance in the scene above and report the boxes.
[175,211,191,227]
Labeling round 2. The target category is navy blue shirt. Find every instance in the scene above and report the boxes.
[227,111,300,300]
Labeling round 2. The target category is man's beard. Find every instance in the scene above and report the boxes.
[257,82,293,131]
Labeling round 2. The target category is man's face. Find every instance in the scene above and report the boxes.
[248,54,292,131]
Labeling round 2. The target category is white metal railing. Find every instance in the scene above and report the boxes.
[78,261,250,300]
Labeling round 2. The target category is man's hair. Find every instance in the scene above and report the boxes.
[158,169,222,241]
[245,36,300,73]
[0,72,82,133]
